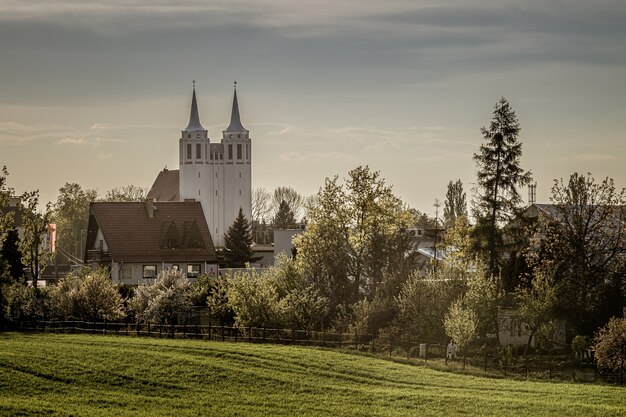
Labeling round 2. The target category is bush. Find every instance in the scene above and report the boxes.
[129,269,191,325]
[594,317,626,375]
[3,283,49,322]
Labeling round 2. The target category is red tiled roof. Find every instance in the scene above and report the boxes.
[87,201,216,263]
[147,169,180,202]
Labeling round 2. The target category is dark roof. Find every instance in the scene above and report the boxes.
[147,169,180,202]
[87,201,217,263]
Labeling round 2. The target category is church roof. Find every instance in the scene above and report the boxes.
[147,169,180,202]
[224,87,248,133]
[86,201,217,263]
[185,86,206,132]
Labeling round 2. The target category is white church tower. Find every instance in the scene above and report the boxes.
[178,82,252,248]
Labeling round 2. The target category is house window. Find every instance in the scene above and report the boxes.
[196,143,201,159]
[187,264,201,278]
[237,144,242,159]
[187,144,192,159]
[142,265,157,278]
[228,144,233,160]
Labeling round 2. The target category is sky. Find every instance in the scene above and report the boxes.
[1,0,625,216]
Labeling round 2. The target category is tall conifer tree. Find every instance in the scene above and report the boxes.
[473,97,532,277]
[224,208,255,268]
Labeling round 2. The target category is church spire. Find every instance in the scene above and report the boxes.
[185,80,206,132]
[225,81,248,133]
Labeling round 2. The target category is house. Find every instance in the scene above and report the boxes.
[84,199,218,285]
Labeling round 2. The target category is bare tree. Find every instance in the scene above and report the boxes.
[252,187,272,223]
[103,185,147,202]
[272,186,305,221]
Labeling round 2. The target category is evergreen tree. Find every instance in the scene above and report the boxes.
[443,179,467,227]
[224,208,255,268]
[0,229,25,282]
[473,97,532,277]
[273,200,297,229]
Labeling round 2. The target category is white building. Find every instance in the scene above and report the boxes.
[149,83,252,247]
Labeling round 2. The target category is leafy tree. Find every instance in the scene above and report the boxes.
[464,263,503,341]
[443,299,478,369]
[515,266,558,355]
[272,186,305,221]
[295,166,413,312]
[473,97,532,276]
[19,191,53,288]
[130,269,191,325]
[0,166,14,239]
[594,317,626,380]
[52,183,98,263]
[537,173,625,336]
[444,179,467,227]
[3,282,49,323]
[442,215,475,269]
[224,208,255,268]
[206,275,234,325]
[103,185,146,202]
[273,200,297,229]
[0,229,24,282]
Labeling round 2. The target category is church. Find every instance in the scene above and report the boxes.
[147,83,253,247]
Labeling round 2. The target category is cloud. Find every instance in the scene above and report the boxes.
[58,137,88,146]
[572,153,617,161]
[279,151,356,164]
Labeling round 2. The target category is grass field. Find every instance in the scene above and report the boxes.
[0,333,624,416]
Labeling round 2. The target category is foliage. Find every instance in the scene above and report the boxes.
[531,173,625,336]
[444,179,467,227]
[442,215,475,269]
[472,97,532,276]
[3,283,48,322]
[49,268,125,321]
[295,166,413,313]
[0,166,14,239]
[572,335,589,356]
[206,275,234,324]
[464,264,503,339]
[443,299,478,365]
[0,229,25,282]
[273,200,297,229]
[129,269,191,325]
[594,317,626,375]
[535,320,561,353]
[223,208,255,268]
[515,266,558,354]
[51,183,98,263]
[19,191,53,287]
[395,268,466,343]
[102,185,146,202]
[226,258,328,330]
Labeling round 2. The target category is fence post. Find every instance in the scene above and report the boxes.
[248,327,252,343]
[235,327,238,343]
[571,353,576,381]
[484,351,488,373]
[221,324,225,342]
[208,322,212,341]
[263,327,266,343]
[196,324,199,339]
[147,323,151,337]
[104,319,107,335]
[389,335,393,356]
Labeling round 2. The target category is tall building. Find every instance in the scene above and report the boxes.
[148,83,252,247]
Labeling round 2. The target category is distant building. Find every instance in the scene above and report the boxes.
[84,200,218,285]
[148,83,252,248]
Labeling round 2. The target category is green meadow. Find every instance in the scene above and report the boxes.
[0,333,624,416]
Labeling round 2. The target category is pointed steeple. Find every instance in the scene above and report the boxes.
[185,81,206,132]
[225,81,248,133]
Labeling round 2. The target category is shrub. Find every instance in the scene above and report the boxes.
[594,317,626,375]
[130,269,191,325]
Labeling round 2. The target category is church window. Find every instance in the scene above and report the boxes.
[196,143,201,159]
[219,153,223,160]
[210,153,213,160]
[228,144,233,159]
[187,144,192,159]
[198,189,200,196]
[198,172,200,178]
[239,172,241,178]
[187,134,191,139]
[215,172,217,178]
[196,134,200,138]
[237,144,242,159]
[215,190,218,196]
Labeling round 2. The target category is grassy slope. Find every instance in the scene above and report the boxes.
[0,333,624,417]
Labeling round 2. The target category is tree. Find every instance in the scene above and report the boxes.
[515,266,558,355]
[443,299,478,369]
[19,191,53,288]
[473,97,532,276]
[272,187,305,221]
[103,185,146,202]
[252,187,272,223]
[52,183,98,263]
[130,269,191,325]
[0,166,14,238]
[594,317,626,381]
[224,208,255,268]
[0,230,25,282]
[273,200,297,229]
[444,180,467,227]
[295,166,413,313]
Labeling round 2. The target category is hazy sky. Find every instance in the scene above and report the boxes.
[1,0,625,216]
